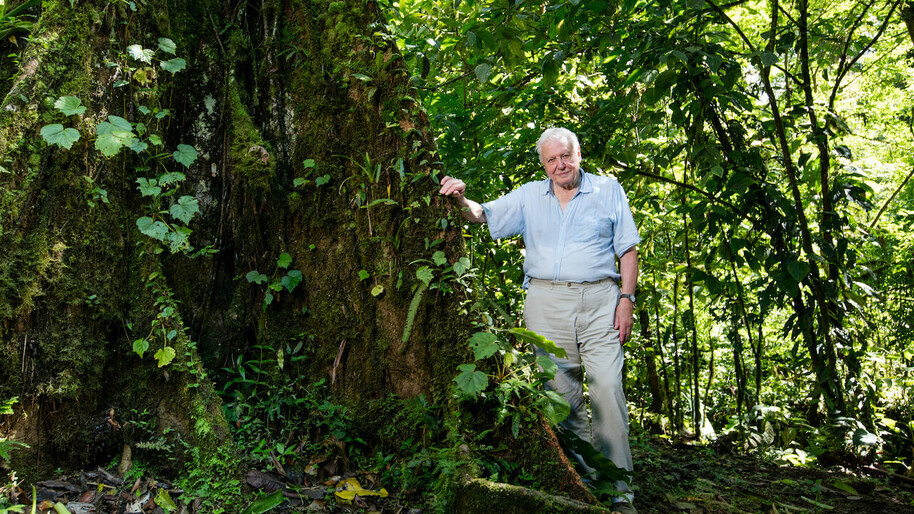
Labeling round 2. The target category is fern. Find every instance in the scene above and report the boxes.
[401,282,428,351]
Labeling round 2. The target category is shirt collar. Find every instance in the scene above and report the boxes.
[543,170,592,195]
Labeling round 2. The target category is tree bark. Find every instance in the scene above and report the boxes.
[0,0,592,505]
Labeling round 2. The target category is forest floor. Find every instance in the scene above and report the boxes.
[633,437,914,513]
[6,437,914,513]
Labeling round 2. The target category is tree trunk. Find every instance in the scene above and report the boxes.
[0,0,593,506]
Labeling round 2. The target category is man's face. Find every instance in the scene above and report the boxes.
[540,139,581,190]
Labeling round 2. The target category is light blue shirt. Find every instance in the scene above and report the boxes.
[482,171,640,284]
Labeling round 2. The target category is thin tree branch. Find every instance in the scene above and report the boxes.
[828,0,904,111]
[703,0,758,53]
[835,0,878,79]
[631,167,756,225]
[869,164,914,230]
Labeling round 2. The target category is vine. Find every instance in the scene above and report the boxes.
[38,34,201,367]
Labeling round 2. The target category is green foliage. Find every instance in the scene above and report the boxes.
[218,342,368,481]
[172,144,197,168]
[239,491,284,514]
[557,428,631,500]
[53,95,86,116]
[0,398,28,464]
[134,168,200,253]
[246,254,303,311]
[39,124,80,149]
[454,329,570,435]
[0,0,40,40]
[130,271,192,367]
[393,0,914,470]
[401,282,427,345]
[177,444,242,513]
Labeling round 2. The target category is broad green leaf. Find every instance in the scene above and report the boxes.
[293,177,309,187]
[170,195,200,224]
[303,158,316,168]
[129,140,149,153]
[240,490,284,514]
[759,51,778,67]
[127,44,154,64]
[40,124,80,149]
[173,144,198,168]
[787,260,810,282]
[507,327,566,358]
[136,178,161,197]
[371,285,385,296]
[263,292,274,309]
[542,58,560,88]
[160,57,186,74]
[468,331,499,360]
[158,171,185,185]
[148,134,163,146]
[852,428,877,446]
[136,216,168,241]
[54,96,86,116]
[315,174,330,186]
[358,269,370,281]
[432,250,448,266]
[277,253,293,269]
[281,270,303,292]
[246,270,268,285]
[138,105,152,115]
[454,364,487,397]
[830,480,858,495]
[165,227,191,252]
[536,390,571,425]
[107,115,133,133]
[654,69,677,90]
[157,37,177,55]
[475,63,492,83]
[154,346,177,367]
[453,257,471,277]
[535,354,559,380]
[416,266,433,286]
[133,339,149,358]
[95,119,133,157]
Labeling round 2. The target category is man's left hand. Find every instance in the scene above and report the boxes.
[614,299,634,344]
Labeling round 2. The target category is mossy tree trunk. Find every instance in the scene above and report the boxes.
[0,0,597,508]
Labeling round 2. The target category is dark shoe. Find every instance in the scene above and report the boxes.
[610,500,637,514]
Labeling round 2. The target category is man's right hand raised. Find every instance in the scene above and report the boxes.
[439,176,467,198]
[438,176,486,223]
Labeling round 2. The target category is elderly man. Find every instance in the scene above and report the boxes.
[439,127,639,513]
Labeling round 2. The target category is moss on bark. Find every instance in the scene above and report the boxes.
[0,0,600,509]
[453,478,610,514]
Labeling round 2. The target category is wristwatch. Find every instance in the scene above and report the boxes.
[620,293,636,305]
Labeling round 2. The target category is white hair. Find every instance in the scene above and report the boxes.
[535,127,580,162]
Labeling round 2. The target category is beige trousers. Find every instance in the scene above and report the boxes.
[524,278,633,501]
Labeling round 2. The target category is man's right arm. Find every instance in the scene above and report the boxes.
[439,176,487,223]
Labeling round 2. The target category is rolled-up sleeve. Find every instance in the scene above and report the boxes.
[483,188,526,241]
